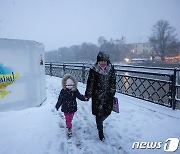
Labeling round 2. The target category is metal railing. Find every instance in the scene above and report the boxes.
[45,62,180,110]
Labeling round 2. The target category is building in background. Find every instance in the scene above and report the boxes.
[128,42,151,55]
[124,42,152,63]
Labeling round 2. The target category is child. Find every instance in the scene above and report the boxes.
[55,74,87,137]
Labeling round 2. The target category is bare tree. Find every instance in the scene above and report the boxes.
[98,36,130,62]
[149,20,178,61]
[98,36,107,46]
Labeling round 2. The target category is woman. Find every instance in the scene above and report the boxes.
[85,51,116,141]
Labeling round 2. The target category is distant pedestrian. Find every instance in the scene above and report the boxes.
[55,74,88,137]
[85,51,116,141]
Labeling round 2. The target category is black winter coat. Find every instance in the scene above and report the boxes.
[85,63,116,116]
[55,89,86,113]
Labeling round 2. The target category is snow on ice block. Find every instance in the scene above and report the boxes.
[0,38,46,111]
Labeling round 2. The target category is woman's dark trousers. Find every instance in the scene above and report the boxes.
[96,115,109,140]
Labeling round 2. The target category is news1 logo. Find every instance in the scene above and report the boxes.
[164,138,179,152]
[132,138,179,152]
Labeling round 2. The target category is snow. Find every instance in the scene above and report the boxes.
[0,75,180,154]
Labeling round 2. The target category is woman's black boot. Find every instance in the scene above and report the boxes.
[98,130,105,141]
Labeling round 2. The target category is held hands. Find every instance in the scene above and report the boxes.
[85,97,89,101]
[55,106,58,111]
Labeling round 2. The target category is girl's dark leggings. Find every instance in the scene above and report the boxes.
[95,115,109,130]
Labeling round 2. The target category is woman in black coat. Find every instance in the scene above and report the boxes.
[85,51,116,141]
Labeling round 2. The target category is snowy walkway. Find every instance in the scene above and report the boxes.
[0,75,180,154]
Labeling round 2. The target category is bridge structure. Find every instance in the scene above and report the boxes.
[45,62,180,110]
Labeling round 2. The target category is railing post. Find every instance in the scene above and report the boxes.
[50,63,52,76]
[171,68,177,110]
[82,63,85,84]
[63,63,66,76]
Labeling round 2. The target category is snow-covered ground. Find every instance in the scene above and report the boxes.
[0,75,180,154]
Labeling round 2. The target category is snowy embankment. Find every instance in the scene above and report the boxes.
[0,75,180,154]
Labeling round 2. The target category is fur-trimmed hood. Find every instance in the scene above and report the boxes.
[62,74,77,91]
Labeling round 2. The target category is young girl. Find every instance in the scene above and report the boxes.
[55,74,87,137]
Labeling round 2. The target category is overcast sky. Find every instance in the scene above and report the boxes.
[0,0,180,51]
